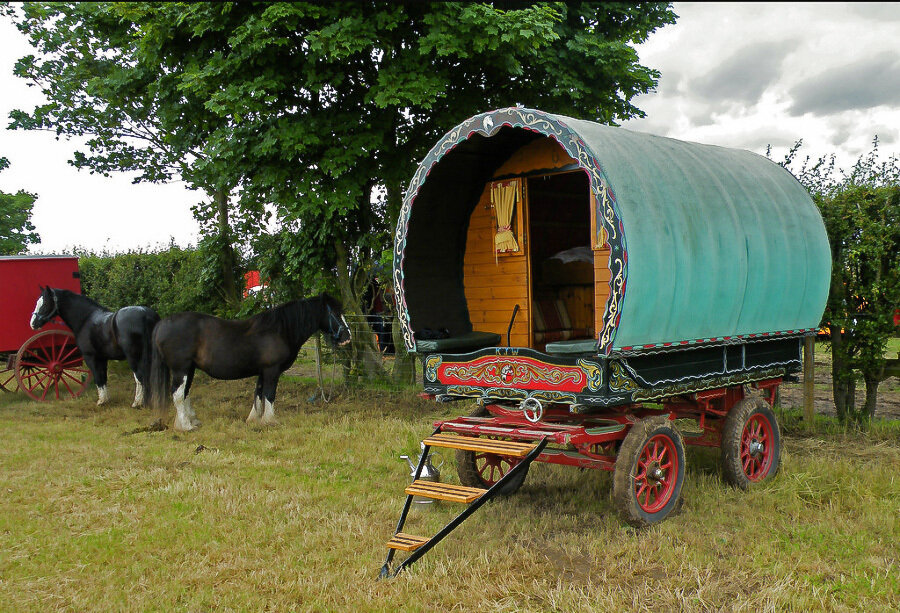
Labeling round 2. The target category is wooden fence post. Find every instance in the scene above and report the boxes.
[803,336,815,428]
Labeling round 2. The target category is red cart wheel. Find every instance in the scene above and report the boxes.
[15,330,92,401]
[721,397,781,489]
[1,356,18,392]
[455,405,528,495]
[613,416,685,527]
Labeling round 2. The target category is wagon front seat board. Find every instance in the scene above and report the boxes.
[382,107,830,576]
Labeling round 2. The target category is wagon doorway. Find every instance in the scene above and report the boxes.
[526,171,596,350]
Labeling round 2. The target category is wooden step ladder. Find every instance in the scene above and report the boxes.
[380,429,548,577]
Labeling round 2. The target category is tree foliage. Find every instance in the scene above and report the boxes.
[8,1,677,378]
[775,140,900,423]
[0,156,41,255]
[77,245,222,318]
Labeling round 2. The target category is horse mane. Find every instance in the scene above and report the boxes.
[53,288,111,313]
[249,292,343,349]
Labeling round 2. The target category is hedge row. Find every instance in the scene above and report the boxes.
[77,246,224,318]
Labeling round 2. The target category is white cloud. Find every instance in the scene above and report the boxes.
[623,2,900,170]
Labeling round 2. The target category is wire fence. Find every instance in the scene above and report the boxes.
[298,313,419,401]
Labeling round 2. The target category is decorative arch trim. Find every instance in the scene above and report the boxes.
[393,108,628,355]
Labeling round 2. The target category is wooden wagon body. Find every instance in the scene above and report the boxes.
[381,108,830,576]
[0,256,90,400]
[393,107,829,406]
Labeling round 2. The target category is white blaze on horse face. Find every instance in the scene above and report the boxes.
[97,385,109,406]
[340,314,351,345]
[30,296,44,329]
[132,374,144,408]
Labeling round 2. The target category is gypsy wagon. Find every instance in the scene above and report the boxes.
[380,107,829,576]
[0,256,91,400]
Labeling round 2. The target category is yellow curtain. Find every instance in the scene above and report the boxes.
[491,180,519,253]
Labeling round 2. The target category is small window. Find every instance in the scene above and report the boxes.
[490,178,523,256]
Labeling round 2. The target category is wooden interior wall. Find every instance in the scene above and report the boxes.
[463,191,530,347]
[464,137,605,349]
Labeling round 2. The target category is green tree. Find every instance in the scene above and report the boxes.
[5,1,249,306]
[7,1,676,379]
[776,140,900,423]
[0,157,40,254]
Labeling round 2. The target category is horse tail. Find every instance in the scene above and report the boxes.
[139,310,158,395]
[147,320,170,413]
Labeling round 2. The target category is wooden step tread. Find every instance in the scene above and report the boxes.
[387,533,430,551]
[424,433,536,457]
[405,480,487,503]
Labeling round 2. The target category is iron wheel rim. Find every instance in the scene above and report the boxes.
[633,433,679,514]
[740,413,774,482]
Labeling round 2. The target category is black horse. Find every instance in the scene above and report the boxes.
[29,286,161,407]
[150,293,351,431]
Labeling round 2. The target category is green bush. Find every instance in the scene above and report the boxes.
[78,245,224,317]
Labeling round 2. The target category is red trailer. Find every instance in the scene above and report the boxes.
[0,256,91,400]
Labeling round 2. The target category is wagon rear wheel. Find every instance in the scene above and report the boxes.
[15,330,91,401]
[612,416,686,527]
[721,397,781,489]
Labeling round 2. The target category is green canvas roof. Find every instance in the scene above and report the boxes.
[393,107,830,355]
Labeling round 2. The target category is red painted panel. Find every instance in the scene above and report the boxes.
[0,256,81,351]
[437,354,587,393]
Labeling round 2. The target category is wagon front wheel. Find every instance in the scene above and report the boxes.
[721,397,781,489]
[455,404,528,495]
[612,416,686,527]
[456,447,528,495]
[15,330,91,401]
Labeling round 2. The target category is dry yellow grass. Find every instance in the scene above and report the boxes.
[0,362,898,612]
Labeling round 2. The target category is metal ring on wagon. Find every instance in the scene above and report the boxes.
[521,397,543,423]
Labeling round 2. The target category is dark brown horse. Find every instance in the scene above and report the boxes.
[150,293,351,431]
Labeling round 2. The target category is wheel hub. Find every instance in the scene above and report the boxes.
[649,464,666,482]
[748,439,764,457]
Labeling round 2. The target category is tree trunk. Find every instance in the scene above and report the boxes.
[863,372,880,420]
[334,238,386,381]
[391,315,414,384]
[830,327,850,421]
[385,178,416,384]
[215,188,240,306]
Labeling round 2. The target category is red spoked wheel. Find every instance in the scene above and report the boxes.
[722,397,781,489]
[455,406,529,495]
[1,356,18,392]
[613,416,686,527]
[15,330,92,401]
[456,446,528,495]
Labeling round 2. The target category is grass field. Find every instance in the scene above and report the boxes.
[1,360,899,612]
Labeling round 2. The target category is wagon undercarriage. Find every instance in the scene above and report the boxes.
[382,373,784,577]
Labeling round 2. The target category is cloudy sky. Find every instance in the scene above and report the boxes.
[1,2,898,254]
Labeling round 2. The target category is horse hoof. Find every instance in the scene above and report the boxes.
[174,418,195,432]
